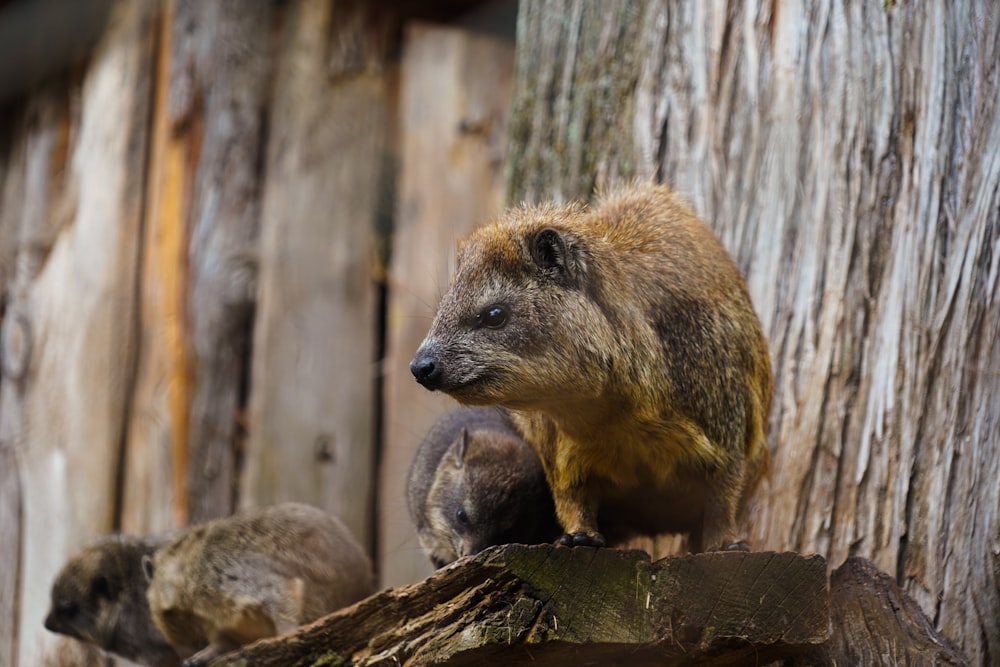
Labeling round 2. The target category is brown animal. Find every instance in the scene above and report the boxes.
[407,406,561,567]
[143,503,374,666]
[410,182,772,552]
[44,535,182,667]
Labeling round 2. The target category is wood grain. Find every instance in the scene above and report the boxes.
[240,0,390,550]
[1,2,155,664]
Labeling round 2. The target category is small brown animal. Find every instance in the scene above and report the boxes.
[407,406,562,567]
[411,182,772,552]
[143,503,374,666]
[45,535,182,667]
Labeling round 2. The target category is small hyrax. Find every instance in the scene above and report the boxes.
[411,182,772,552]
[45,535,182,667]
[407,406,561,567]
[143,503,374,666]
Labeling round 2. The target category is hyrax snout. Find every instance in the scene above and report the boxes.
[407,406,561,567]
[143,503,374,666]
[412,182,772,552]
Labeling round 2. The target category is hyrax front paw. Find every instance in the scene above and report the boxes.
[557,532,606,548]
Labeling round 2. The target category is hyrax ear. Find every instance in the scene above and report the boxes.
[447,428,470,468]
[529,228,584,286]
[141,555,155,583]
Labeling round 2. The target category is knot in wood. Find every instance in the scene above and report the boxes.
[1,312,32,381]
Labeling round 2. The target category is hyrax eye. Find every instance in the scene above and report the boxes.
[476,305,507,329]
[58,602,80,619]
[455,507,471,526]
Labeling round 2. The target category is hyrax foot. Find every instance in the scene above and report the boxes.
[558,532,606,548]
[719,540,751,552]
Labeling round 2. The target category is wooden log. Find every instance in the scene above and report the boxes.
[212,546,829,666]
[796,557,969,666]
[379,21,514,587]
[239,0,392,549]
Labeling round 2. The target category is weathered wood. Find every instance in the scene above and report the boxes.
[214,546,829,666]
[0,1,155,664]
[239,0,391,548]
[122,0,273,533]
[508,1,1000,662]
[379,21,514,587]
[806,557,968,666]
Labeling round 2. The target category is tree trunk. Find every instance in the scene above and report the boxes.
[508,0,1000,663]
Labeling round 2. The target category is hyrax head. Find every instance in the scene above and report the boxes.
[45,539,129,647]
[421,423,559,567]
[45,536,179,666]
[411,203,611,406]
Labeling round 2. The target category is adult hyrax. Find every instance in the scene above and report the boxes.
[143,503,374,666]
[411,182,772,552]
[45,535,182,667]
[407,406,561,567]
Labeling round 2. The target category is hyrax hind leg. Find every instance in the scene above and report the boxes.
[690,466,749,553]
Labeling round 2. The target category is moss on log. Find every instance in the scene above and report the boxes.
[212,546,829,666]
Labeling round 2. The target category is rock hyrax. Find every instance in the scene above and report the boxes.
[411,182,772,552]
[143,503,374,666]
[45,535,182,667]
[407,406,561,567]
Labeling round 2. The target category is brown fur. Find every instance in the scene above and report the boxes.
[143,503,374,666]
[407,406,561,567]
[45,535,182,667]
[411,182,772,551]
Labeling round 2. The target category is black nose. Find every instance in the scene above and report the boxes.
[410,353,443,389]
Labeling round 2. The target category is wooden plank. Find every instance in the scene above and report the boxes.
[379,21,514,588]
[240,0,390,551]
[121,0,190,535]
[0,97,30,667]
[7,1,154,664]
[121,0,272,533]
[182,0,270,523]
[212,547,830,666]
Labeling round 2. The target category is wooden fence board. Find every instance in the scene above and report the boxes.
[378,21,513,587]
[240,0,389,550]
[7,2,154,664]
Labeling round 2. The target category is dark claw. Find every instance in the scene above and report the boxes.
[557,532,606,548]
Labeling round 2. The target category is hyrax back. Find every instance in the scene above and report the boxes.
[411,182,772,551]
[144,503,374,666]
[45,535,182,667]
[407,406,561,567]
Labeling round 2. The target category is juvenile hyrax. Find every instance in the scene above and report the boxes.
[411,182,772,552]
[45,535,182,667]
[407,406,561,567]
[143,503,374,666]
